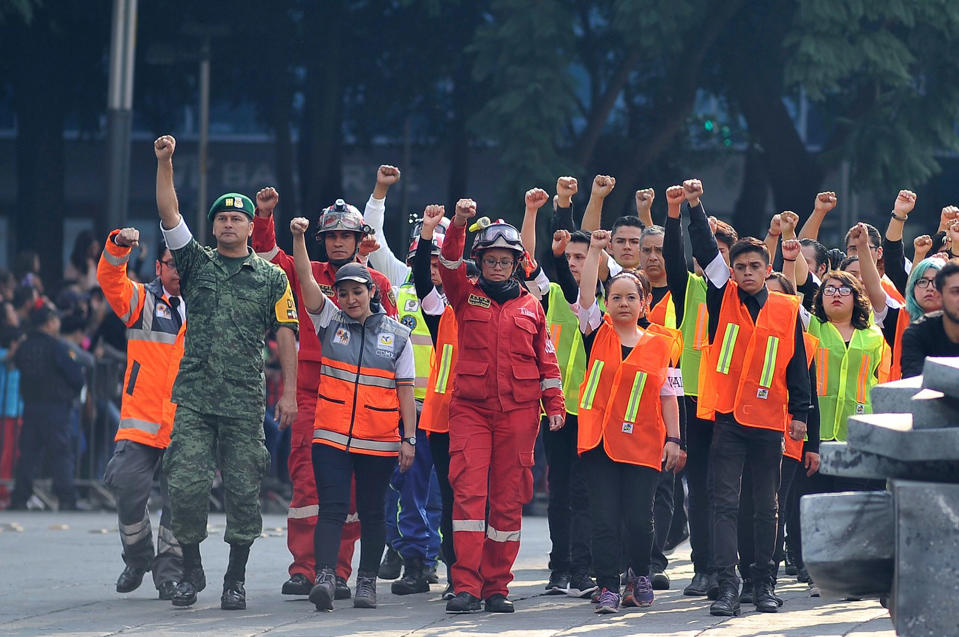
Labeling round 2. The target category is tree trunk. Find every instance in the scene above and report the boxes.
[731,144,772,239]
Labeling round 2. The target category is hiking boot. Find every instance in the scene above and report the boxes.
[116,565,147,593]
[545,570,570,595]
[446,591,482,614]
[567,570,598,598]
[281,573,312,596]
[220,579,246,610]
[309,568,335,611]
[391,557,429,595]
[353,572,377,608]
[378,546,402,580]
[594,588,620,614]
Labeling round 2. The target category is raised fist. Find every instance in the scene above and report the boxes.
[769,213,782,236]
[421,204,446,232]
[114,227,140,248]
[894,189,917,217]
[665,185,685,208]
[525,188,550,211]
[849,222,869,250]
[256,187,279,216]
[556,176,578,200]
[590,229,611,250]
[707,215,718,235]
[290,217,310,237]
[455,198,477,220]
[782,238,801,261]
[552,229,571,257]
[154,135,176,161]
[591,175,616,199]
[814,191,838,214]
[377,165,401,187]
[914,234,933,260]
[635,188,655,212]
[682,179,703,207]
[358,234,380,258]
[779,210,800,237]
[941,205,959,230]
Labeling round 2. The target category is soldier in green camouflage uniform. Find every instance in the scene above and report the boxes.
[154,135,299,610]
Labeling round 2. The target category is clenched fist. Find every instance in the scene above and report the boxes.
[590,229,611,250]
[420,204,446,236]
[290,217,310,236]
[154,135,176,161]
[635,188,655,212]
[556,176,578,204]
[665,185,685,208]
[782,238,801,261]
[377,165,401,186]
[358,234,380,258]
[455,198,477,220]
[814,191,838,214]
[682,179,703,207]
[591,175,616,199]
[893,189,917,217]
[552,229,571,257]
[779,211,800,238]
[114,227,140,248]
[525,188,550,211]
[769,214,782,236]
[914,234,933,261]
[848,222,870,251]
[940,205,958,231]
[256,187,279,217]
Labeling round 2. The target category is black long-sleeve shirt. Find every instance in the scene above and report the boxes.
[881,237,908,296]
[663,217,691,326]
[412,238,442,345]
[686,201,810,423]
[900,312,959,377]
[15,331,85,404]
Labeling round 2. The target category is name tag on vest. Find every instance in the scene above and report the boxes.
[155,303,171,320]
[757,388,769,400]
[621,422,634,434]
[468,294,491,308]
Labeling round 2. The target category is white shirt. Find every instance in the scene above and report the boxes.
[364,195,412,287]
[163,286,186,324]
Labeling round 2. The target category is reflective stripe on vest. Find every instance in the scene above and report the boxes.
[623,372,648,422]
[647,291,677,329]
[117,417,162,435]
[313,429,401,453]
[678,274,708,396]
[396,285,433,399]
[434,344,453,394]
[579,360,605,410]
[545,283,589,415]
[759,337,780,388]
[716,323,740,374]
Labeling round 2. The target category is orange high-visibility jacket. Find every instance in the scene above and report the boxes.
[888,307,911,381]
[419,307,458,435]
[698,283,801,432]
[577,319,676,470]
[97,231,185,449]
[784,332,819,461]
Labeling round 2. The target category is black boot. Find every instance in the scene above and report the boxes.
[446,591,482,614]
[378,546,403,580]
[709,581,741,617]
[739,578,753,604]
[221,543,250,610]
[753,579,779,613]
[281,573,312,596]
[172,543,206,607]
[705,571,720,600]
[116,564,147,593]
[391,557,429,595]
[683,572,710,596]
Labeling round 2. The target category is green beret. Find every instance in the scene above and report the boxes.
[208,192,255,222]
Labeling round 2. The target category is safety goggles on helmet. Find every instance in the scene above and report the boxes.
[316,199,372,238]
[407,235,444,261]
[409,216,450,242]
[471,221,524,258]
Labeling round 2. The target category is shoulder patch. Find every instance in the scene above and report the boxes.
[386,287,397,308]
[401,314,417,331]
[320,284,335,299]
[468,294,491,308]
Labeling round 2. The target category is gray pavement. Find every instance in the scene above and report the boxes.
[0,511,896,636]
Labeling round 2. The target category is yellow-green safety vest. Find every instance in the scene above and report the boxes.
[545,282,592,415]
[808,317,884,441]
[396,284,434,400]
[678,274,708,397]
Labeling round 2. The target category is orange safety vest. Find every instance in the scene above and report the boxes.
[784,332,818,461]
[698,284,801,431]
[419,307,458,435]
[647,291,672,327]
[888,308,911,381]
[313,312,410,456]
[97,231,185,449]
[881,276,905,305]
[577,319,676,470]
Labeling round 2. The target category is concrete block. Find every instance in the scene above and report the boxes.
[801,491,894,597]
[847,413,959,462]
[891,480,959,637]
[921,357,959,399]
[819,441,959,482]
[871,375,922,413]
[908,388,959,429]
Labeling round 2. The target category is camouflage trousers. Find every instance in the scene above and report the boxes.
[163,405,270,545]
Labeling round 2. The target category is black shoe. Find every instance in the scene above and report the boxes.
[334,576,351,600]
[784,552,798,576]
[157,580,178,600]
[446,591,482,614]
[797,566,810,583]
[706,572,720,600]
[309,568,336,611]
[391,557,429,595]
[378,546,403,580]
[221,579,246,610]
[664,527,689,553]
[683,572,710,596]
[709,582,741,617]
[545,571,570,594]
[426,565,439,584]
[651,572,670,590]
[353,573,377,608]
[116,565,147,593]
[754,580,779,613]
[442,582,455,601]
[281,573,312,596]
[739,578,753,604]
[171,567,206,607]
[485,593,514,613]
[567,570,598,598]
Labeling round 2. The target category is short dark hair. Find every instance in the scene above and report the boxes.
[844,223,881,249]
[934,259,959,292]
[814,270,871,330]
[611,216,644,237]
[766,272,796,296]
[799,239,828,271]
[826,248,847,270]
[568,230,591,246]
[713,220,738,248]
[156,240,171,263]
[728,237,769,266]
[839,255,858,271]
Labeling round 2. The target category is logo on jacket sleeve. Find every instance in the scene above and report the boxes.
[468,294,491,308]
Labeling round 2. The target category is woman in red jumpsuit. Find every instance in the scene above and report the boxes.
[433,200,566,614]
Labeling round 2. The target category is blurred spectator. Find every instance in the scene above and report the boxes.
[14,250,43,293]
[0,309,24,509]
[65,230,101,291]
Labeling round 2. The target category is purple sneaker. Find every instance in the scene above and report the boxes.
[634,575,654,607]
[594,588,620,614]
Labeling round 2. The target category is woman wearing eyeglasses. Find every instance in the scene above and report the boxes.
[437,199,565,614]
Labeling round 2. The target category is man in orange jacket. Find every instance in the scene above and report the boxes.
[99,227,185,600]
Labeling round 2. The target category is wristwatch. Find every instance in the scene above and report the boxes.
[403,436,417,446]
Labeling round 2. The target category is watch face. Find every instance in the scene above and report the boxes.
[406,437,416,445]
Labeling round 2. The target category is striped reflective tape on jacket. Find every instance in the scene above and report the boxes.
[540,378,562,391]
[126,328,179,345]
[715,323,740,375]
[119,283,141,323]
[758,336,780,388]
[486,526,521,542]
[579,360,605,410]
[103,249,130,266]
[312,429,401,453]
[452,519,486,533]
[117,417,162,435]
[320,364,397,389]
[434,343,454,394]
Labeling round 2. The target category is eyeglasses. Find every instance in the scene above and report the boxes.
[160,259,177,270]
[481,257,516,269]
[914,278,936,289]
[823,285,852,297]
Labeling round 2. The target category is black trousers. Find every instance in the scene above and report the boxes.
[649,463,675,573]
[312,443,395,575]
[709,414,783,586]
[11,402,76,509]
[540,414,591,574]
[428,431,456,571]
[684,396,714,573]
[582,445,659,592]
[738,455,799,583]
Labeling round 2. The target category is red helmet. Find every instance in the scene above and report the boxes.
[407,235,444,261]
